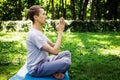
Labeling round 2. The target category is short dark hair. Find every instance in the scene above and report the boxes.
[28,5,43,23]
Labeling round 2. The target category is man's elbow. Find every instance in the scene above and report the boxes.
[52,50,59,55]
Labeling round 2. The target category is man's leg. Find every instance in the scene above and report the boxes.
[40,56,71,76]
[30,50,71,77]
[48,50,71,79]
[49,50,71,62]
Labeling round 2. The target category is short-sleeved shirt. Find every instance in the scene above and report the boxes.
[26,27,48,74]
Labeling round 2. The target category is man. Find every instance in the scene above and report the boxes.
[26,5,71,79]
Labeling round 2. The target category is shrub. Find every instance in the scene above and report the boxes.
[0,20,120,32]
[69,20,120,32]
[0,21,32,32]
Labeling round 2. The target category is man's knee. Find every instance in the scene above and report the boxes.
[64,50,71,57]
[63,58,71,67]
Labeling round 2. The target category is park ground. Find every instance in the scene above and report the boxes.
[0,32,120,80]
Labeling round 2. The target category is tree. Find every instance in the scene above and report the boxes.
[52,0,55,19]
[106,0,119,20]
[78,0,84,20]
[17,0,22,20]
[0,0,23,20]
[82,0,89,20]
[90,0,95,20]
[70,0,76,20]
[61,0,66,19]
[0,0,120,20]
[95,0,102,20]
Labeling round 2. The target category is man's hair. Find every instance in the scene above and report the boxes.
[28,5,43,23]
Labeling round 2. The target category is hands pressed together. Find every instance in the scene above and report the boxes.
[56,17,65,32]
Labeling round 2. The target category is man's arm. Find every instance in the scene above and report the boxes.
[47,40,55,47]
[42,17,65,55]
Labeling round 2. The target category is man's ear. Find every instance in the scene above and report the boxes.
[33,15,38,20]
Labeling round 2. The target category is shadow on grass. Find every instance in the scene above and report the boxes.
[0,40,26,64]
[61,32,120,80]
[0,33,8,37]
[0,32,27,80]
[1,32,120,80]
[69,53,120,80]
[0,63,24,80]
[73,32,120,47]
[0,40,26,80]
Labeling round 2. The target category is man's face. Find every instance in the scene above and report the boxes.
[36,8,46,25]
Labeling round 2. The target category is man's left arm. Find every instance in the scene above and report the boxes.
[48,40,55,47]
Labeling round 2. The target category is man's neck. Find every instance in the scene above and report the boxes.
[33,22,42,31]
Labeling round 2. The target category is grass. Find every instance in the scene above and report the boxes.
[0,31,120,80]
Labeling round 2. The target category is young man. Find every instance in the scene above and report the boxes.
[26,5,71,79]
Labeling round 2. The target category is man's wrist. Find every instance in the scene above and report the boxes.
[57,31,63,34]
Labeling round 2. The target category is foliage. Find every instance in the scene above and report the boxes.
[0,0,120,20]
[1,20,120,32]
[0,0,23,20]
[60,32,120,80]
[69,20,120,32]
[0,32,26,65]
[0,32,120,80]
[0,21,31,32]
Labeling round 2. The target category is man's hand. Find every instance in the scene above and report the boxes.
[56,17,65,32]
[42,17,65,55]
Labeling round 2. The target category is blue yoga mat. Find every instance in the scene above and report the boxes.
[9,63,69,80]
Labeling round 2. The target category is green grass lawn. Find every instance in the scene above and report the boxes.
[0,32,120,80]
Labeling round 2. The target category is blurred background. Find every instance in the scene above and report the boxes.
[0,0,120,20]
[0,0,120,80]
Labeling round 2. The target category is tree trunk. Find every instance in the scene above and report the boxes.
[78,0,84,20]
[70,0,76,20]
[46,0,51,16]
[52,0,54,19]
[62,0,66,19]
[90,0,95,20]
[113,1,118,20]
[107,0,118,20]
[82,0,89,20]
[18,0,22,20]
[106,0,112,20]
[61,0,64,17]
[56,4,60,19]
[95,0,101,20]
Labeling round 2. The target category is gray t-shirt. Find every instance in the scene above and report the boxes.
[26,27,48,73]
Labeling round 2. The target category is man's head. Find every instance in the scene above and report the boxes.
[28,5,46,24]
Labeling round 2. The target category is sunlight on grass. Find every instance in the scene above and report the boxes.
[92,34,110,38]
[0,32,26,41]
[98,47,120,56]
[88,39,111,45]
[99,41,111,44]
[115,35,120,38]
[0,74,7,80]
[1,32,120,80]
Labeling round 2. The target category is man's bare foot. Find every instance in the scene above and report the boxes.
[53,73,64,79]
